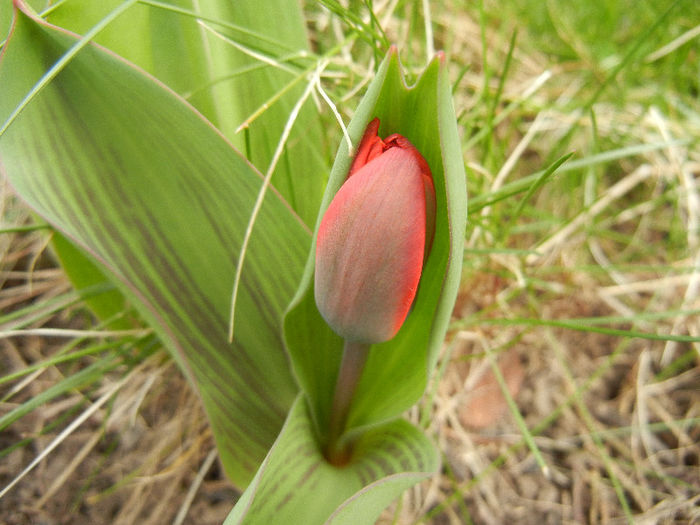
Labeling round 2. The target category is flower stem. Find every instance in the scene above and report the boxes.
[325,340,370,465]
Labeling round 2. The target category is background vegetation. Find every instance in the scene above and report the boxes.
[1,0,699,523]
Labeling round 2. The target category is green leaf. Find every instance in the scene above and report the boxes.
[1,1,13,42]
[284,48,468,440]
[51,232,134,329]
[42,0,227,326]
[19,0,326,328]
[0,3,310,487]
[224,395,438,524]
[44,0,327,227]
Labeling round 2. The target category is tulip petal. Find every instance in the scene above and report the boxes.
[348,118,384,176]
[315,147,428,343]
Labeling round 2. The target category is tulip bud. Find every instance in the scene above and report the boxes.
[314,118,436,344]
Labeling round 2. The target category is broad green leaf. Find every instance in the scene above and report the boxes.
[32,0,327,328]
[284,48,468,441]
[42,0,233,322]
[51,233,134,329]
[45,0,327,227]
[45,0,225,133]
[1,1,13,42]
[224,395,439,524]
[0,4,310,487]
[20,0,325,328]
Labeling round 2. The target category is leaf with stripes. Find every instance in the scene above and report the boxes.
[44,0,328,227]
[0,2,309,487]
[224,395,439,524]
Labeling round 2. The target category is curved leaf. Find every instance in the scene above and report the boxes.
[284,48,468,440]
[0,3,309,487]
[45,0,327,227]
[26,0,327,326]
[1,0,13,42]
[51,232,134,329]
[224,395,438,524]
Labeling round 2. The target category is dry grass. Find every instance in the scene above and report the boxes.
[2,1,699,524]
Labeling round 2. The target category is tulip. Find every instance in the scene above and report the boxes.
[316,118,437,464]
[314,118,436,344]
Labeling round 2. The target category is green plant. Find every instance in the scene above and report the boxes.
[0,0,465,522]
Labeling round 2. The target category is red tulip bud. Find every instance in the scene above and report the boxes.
[314,118,436,344]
